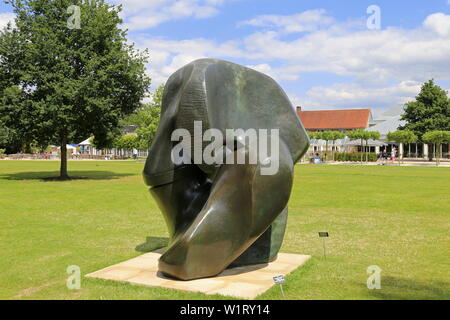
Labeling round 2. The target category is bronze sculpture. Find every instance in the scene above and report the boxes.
[143,58,309,280]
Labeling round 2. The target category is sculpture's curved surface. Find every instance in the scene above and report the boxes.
[144,58,309,280]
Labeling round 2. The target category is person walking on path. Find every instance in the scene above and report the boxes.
[381,149,387,165]
[391,147,397,163]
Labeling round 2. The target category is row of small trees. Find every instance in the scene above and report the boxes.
[308,129,380,163]
[387,129,450,166]
[308,131,345,161]
[307,79,450,166]
[386,130,417,164]
[348,129,381,163]
[310,128,450,166]
[422,131,450,166]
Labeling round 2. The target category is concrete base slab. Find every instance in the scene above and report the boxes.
[86,249,311,299]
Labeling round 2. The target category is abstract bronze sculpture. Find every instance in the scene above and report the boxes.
[143,59,309,280]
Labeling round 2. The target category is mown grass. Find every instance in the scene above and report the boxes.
[0,160,449,300]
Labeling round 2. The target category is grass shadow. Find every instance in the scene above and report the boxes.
[0,170,135,181]
[135,236,169,253]
[366,276,450,300]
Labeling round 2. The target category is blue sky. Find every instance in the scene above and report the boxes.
[1,0,450,117]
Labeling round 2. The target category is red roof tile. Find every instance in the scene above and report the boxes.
[297,109,371,130]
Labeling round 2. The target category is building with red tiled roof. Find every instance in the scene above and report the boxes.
[296,107,374,132]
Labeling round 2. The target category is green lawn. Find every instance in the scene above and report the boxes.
[0,160,449,300]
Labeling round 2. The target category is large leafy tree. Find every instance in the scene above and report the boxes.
[0,0,151,179]
[0,120,21,153]
[113,134,139,153]
[120,84,163,150]
[0,120,8,147]
[400,80,450,138]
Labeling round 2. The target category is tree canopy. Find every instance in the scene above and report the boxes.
[348,129,370,141]
[400,79,450,139]
[387,130,417,144]
[113,134,139,151]
[348,129,380,162]
[307,131,347,161]
[0,0,151,178]
[119,84,163,150]
[308,130,346,141]
[422,130,450,166]
[422,131,450,145]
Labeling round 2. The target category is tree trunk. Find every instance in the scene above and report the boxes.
[332,141,335,161]
[439,143,442,166]
[365,140,368,162]
[325,141,328,162]
[60,138,69,179]
[24,142,32,154]
[360,139,363,164]
[367,142,369,162]
[434,144,438,166]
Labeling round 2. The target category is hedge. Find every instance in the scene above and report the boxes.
[334,152,377,162]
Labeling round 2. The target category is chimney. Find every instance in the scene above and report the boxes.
[296,106,302,111]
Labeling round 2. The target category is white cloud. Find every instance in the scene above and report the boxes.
[240,9,333,33]
[237,22,450,84]
[142,11,450,84]
[423,13,450,36]
[131,10,450,110]
[135,36,247,87]
[0,12,15,29]
[113,0,227,30]
[298,81,422,111]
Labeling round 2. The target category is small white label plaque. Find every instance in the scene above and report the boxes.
[273,275,285,284]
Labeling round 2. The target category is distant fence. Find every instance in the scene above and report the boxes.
[3,152,148,160]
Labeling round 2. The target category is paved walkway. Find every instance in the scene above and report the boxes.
[300,160,450,167]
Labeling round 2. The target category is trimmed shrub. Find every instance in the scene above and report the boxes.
[334,152,377,162]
